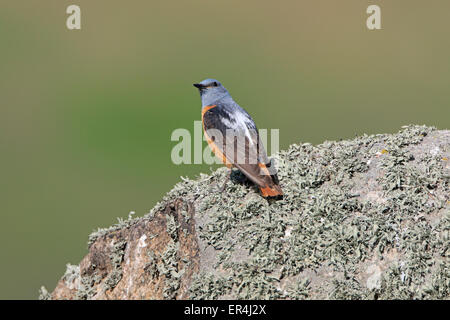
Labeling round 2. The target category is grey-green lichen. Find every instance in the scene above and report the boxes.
[157,240,185,299]
[70,240,127,299]
[183,125,448,299]
[62,264,80,285]
[166,214,179,242]
[38,286,52,300]
[75,272,102,300]
[102,240,127,292]
[144,250,159,279]
[88,214,139,248]
[285,277,311,299]
[49,125,448,300]
[189,273,233,299]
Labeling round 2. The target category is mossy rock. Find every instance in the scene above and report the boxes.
[45,125,449,300]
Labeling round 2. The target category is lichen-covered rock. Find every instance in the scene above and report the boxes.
[47,125,449,300]
[52,199,199,299]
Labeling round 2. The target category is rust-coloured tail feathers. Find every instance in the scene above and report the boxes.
[260,184,283,197]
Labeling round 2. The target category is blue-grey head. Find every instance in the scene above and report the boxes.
[193,78,230,107]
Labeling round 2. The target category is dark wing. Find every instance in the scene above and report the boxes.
[202,103,281,192]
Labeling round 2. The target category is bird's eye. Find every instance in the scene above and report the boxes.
[213,82,218,87]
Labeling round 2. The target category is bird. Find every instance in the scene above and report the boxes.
[193,78,283,197]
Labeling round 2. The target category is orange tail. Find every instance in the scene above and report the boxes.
[260,184,283,197]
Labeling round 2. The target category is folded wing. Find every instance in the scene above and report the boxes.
[202,103,283,197]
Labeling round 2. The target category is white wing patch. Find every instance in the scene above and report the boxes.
[233,110,257,147]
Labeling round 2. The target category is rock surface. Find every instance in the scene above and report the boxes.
[44,126,449,300]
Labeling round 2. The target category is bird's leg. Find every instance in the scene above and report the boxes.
[219,169,232,192]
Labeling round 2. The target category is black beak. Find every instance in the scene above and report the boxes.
[193,83,204,89]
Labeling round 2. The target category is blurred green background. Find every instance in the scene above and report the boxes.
[1,0,449,299]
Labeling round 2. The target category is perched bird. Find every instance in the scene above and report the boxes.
[193,78,283,197]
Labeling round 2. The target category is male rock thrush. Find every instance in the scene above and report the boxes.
[194,79,283,197]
